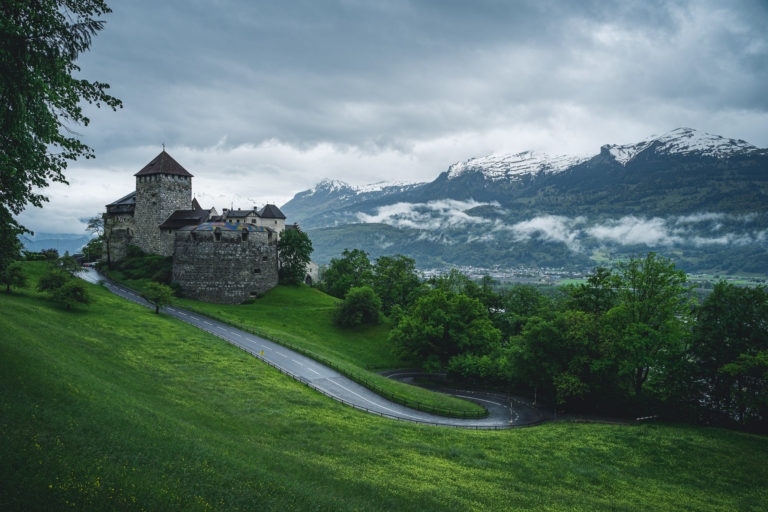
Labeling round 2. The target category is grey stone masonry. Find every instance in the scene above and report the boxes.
[173,229,279,304]
[133,174,191,256]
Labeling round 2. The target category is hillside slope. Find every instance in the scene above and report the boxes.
[2,268,768,510]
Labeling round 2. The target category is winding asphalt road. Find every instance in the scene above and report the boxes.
[81,268,540,429]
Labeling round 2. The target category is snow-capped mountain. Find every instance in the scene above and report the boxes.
[281,178,427,228]
[282,128,768,272]
[306,178,425,197]
[446,151,590,182]
[602,127,759,165]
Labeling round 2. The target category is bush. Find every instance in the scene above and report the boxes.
[37,269,89,310]
[335,286,382,327]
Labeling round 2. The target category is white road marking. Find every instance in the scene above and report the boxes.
[325,380,424,420]
[290,359,303,366]
[307,368,321,376]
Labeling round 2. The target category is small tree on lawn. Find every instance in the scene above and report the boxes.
[335,286,382,327]
[278,228,313,285]
[142,281,174,314]
[38,270,89,310]
[52,280,91,310]
[0,262,27,293]
[37,269,68,294]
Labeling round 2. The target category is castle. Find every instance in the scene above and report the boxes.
[105,151,308,304]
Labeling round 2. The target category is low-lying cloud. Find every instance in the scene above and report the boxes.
[357,205,768,249]
[356,199,499,230]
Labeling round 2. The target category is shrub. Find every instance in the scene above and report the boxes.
[335,286,382,327]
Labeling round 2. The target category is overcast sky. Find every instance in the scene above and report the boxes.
[17,0,768,234]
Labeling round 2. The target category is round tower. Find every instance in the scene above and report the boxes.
[133,151,193,255]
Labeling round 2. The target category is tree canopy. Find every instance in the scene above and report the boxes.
[372,254,421,314]
[1,0,121,240]
[321,248,373,298]
[335,286,382,328]
[142,282,174,314]
[278,229,313,285]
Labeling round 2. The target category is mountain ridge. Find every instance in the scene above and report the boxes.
[281,128,768,272]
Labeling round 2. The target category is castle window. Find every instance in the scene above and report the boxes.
[214,231,221,241]
[242,231,248,241]
[253,267,261,274]
[262,256,268,262]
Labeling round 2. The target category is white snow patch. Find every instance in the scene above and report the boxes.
[604,127,758,165]
[446,151,589,181]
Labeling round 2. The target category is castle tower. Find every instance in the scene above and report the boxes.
[133,151,193,256]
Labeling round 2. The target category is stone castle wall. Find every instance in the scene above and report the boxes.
[133,174,191,256]
[106,224,134,263]
[172,229,279,304]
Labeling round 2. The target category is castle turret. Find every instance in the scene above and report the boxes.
[133,151,193,255]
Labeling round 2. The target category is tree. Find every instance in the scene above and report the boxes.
[37,269,89,310]
[321,248,373,298]
[389,289,501,369]
[0,261,26,292]
[335,286,381,327]
[431,269,501,315]
[690,282,768,427]
[277,229,313,285]
[86,214,117,266]
[496,284,553,338]
[82,237,103,262]
[566,267,617,314]
[51,280,90,310]
[372,254,421,313]
[37,269,68,294]
[1,0,121,237]
[604,253,695,396]
[142,281,174,314]
[0,211,23,273]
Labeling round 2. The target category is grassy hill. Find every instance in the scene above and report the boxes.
[109,263,486,417]
[1,264,767,510]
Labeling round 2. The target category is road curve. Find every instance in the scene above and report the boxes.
[81,269,525,429]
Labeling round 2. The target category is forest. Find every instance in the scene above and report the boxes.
[321,250,768,433]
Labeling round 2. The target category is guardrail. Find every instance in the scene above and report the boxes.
[181,303,489,420]
[230,337,508,429]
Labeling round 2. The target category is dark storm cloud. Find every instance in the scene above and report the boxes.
[76,0,767,153]
[23,0,767,234]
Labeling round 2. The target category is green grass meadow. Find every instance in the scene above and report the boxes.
[1,264,767,510]
[112,271,485,416]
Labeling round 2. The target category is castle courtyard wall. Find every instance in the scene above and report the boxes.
[172,230,278,303]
